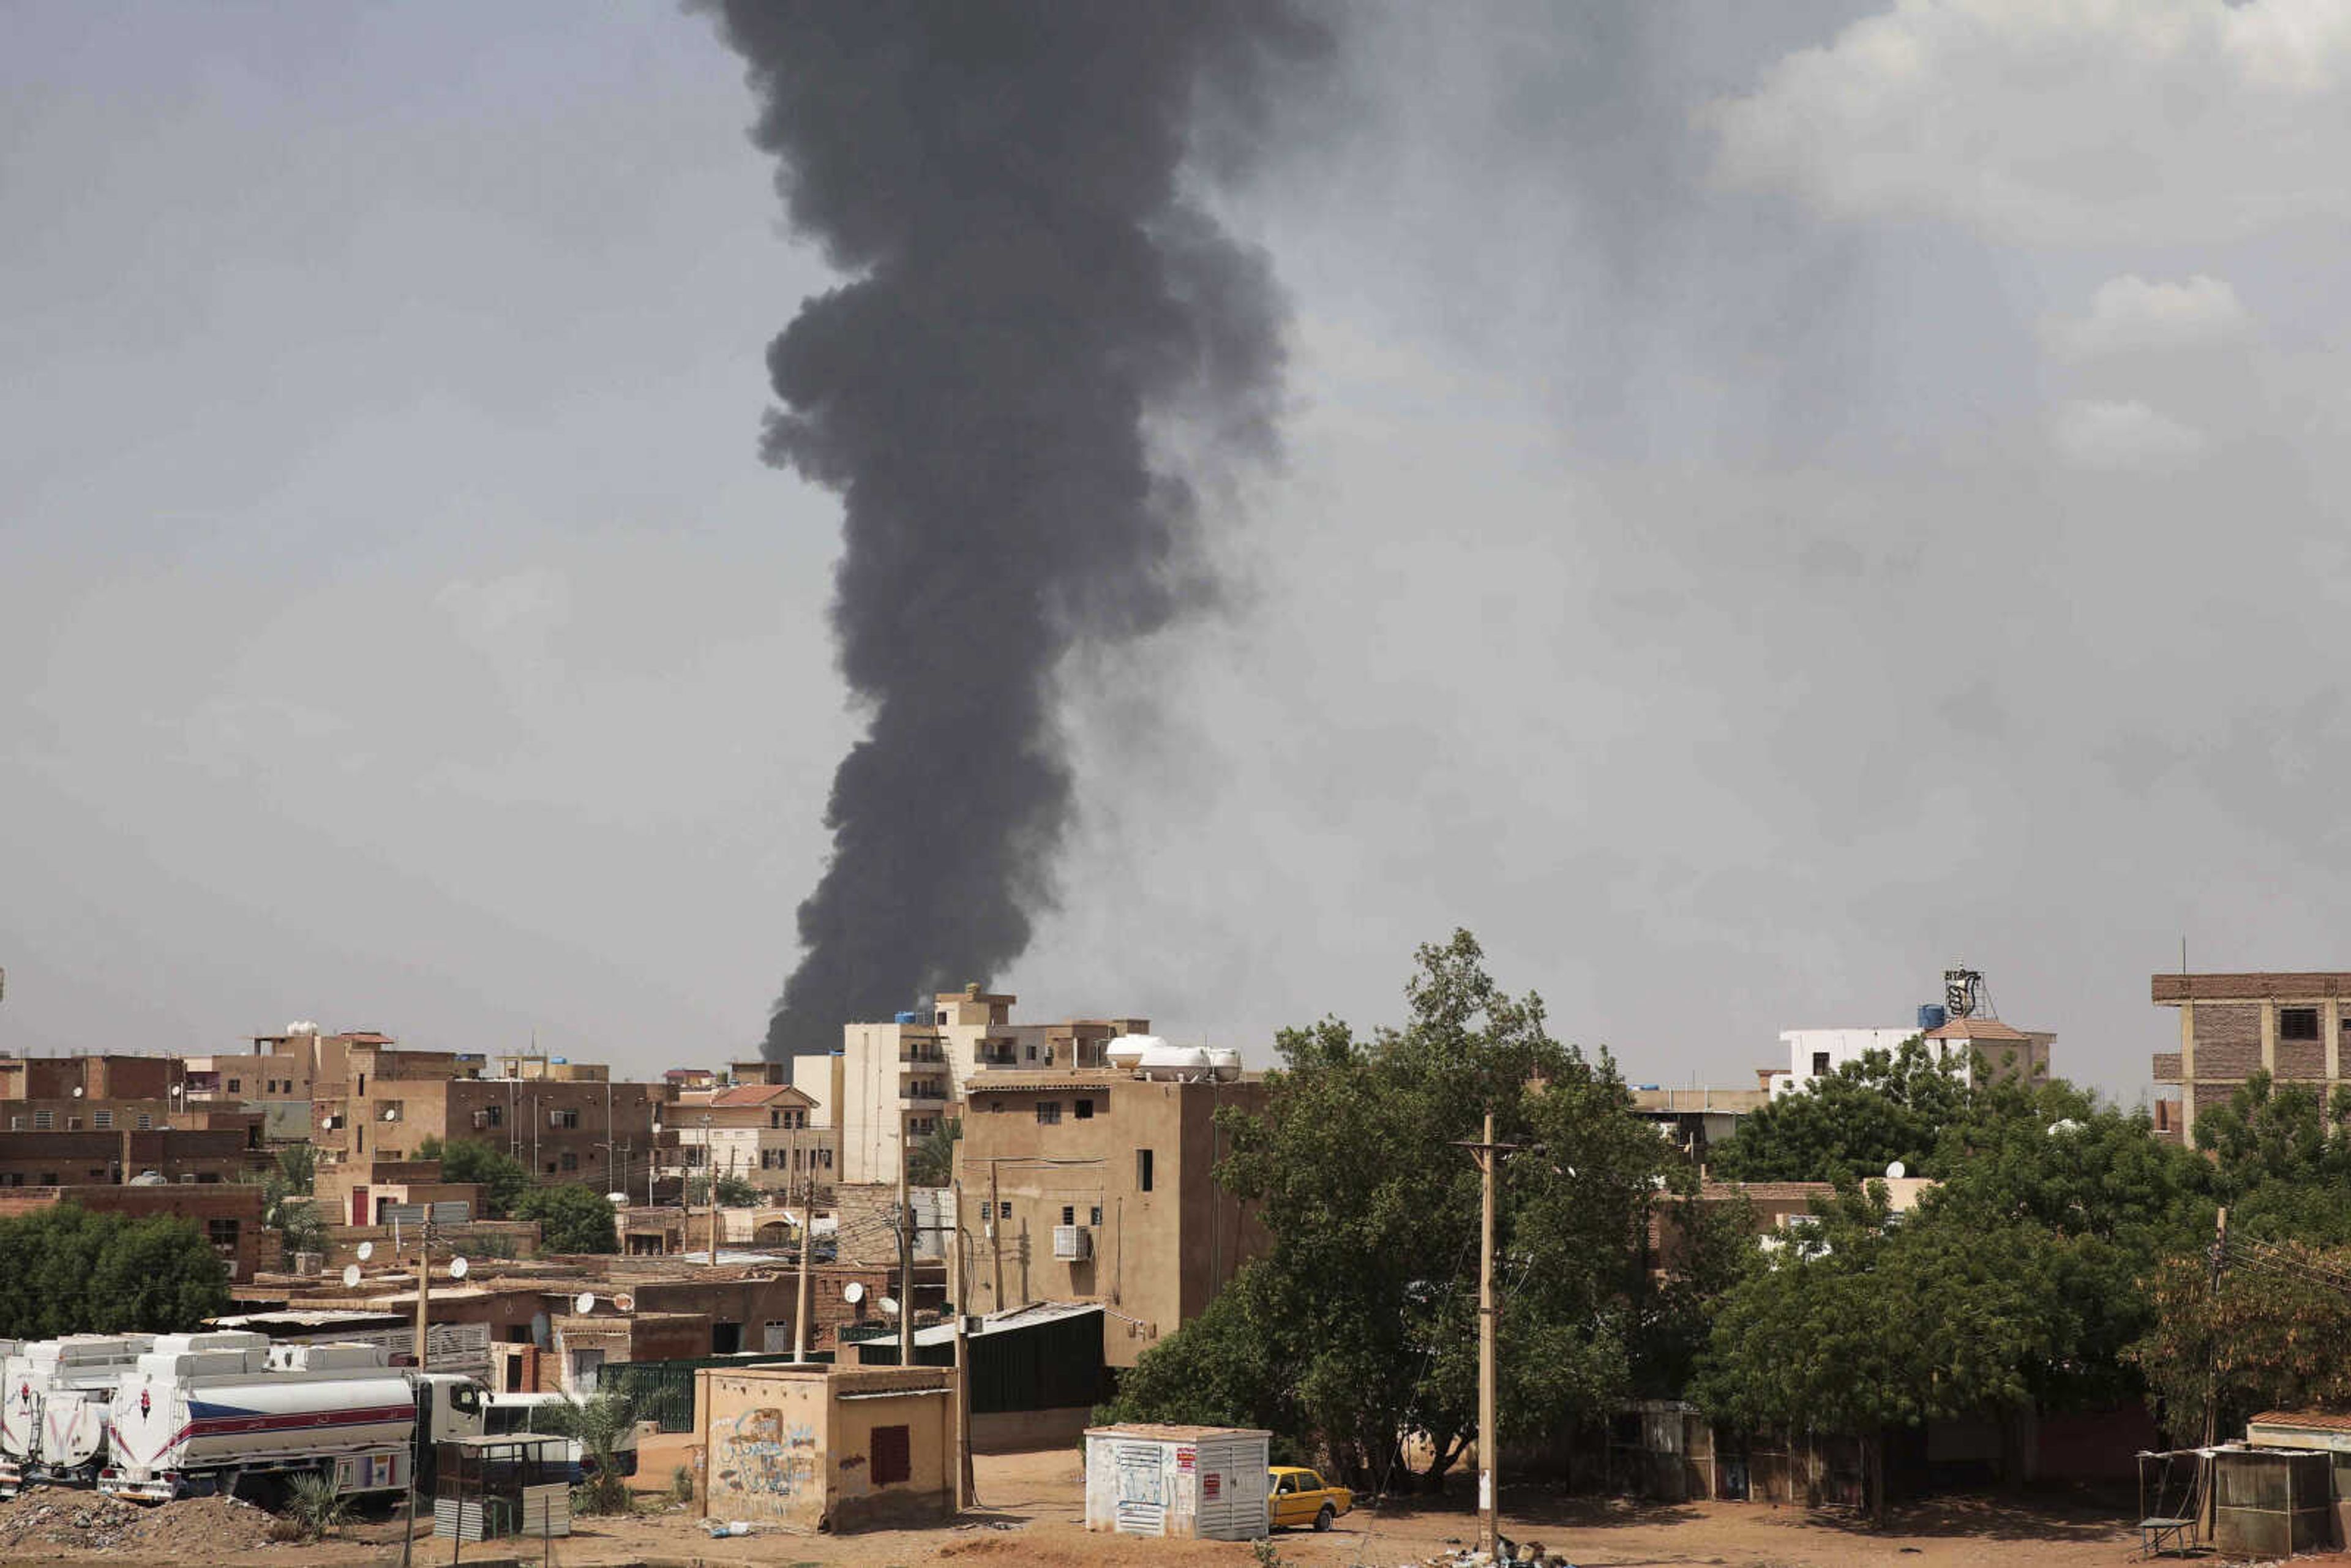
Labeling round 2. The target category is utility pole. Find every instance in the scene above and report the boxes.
[702,1115,718,1266]
[989,1159,1003,1307]
[1453,1111,1525,1558]
[792,1166,816,1364]
[2203,1206,2229,1450]
[413,1215,435,1371]
[950,1177,975,1509]
[896,1136,915,1364]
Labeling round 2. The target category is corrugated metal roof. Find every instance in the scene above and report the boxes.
[909,1300,1101,1347]
[2251,1410,2351,1431]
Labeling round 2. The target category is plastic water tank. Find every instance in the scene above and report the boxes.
[895,1010,921,1025]
[1106,1035,1158,1070]
[1138,1044,1212,1079]
[1205,1049,1242,1082]
[1917,1003,1948,1032]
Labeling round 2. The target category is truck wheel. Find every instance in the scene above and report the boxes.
[1315,1504,1334,1531]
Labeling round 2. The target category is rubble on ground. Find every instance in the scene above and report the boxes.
[1406,1539,1574,1567]
[0,1487,277,1555]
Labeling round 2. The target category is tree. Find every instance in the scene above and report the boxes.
[273,1142,317,1195]
[1709,1038,1973,1184]
[907,1118,961,1187]
[1693,1184,2059,1521]
[255,1141,326,1269]
[418,1136,531,1219]
[532,1391,639,1515]
[684,1174,759,1207]
[0,1205,230,1338]
[513,1184,620,1255]
[1111,931,1680,1488]
[2131,1236,2351,1442]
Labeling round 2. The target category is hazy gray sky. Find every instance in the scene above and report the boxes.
[6,1,2349,1099]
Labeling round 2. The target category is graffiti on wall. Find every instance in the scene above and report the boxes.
[1114,1440,1168,1534]
[713,1405,818,1507]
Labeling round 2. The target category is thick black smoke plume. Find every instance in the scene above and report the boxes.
[700,2,1322,1061]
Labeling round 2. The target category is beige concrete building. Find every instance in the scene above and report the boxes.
[2151,971,2351,1142]
[956,1067,1268,1368]
[697,1364,957,1533]
[821,988,1153,1186]
[667,1081,830,1195]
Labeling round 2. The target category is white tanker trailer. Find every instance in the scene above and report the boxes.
[0,1334,158,1496]
[100,1337,486,1503]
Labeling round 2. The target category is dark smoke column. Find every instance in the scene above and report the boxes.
[700,2,1321,1062]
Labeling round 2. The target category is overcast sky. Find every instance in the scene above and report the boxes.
[6,1,2349,1100]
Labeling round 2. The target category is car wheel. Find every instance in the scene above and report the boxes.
[1315,1503,1335,1531]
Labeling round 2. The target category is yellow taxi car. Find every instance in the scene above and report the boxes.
[1267,1465,1354,1531]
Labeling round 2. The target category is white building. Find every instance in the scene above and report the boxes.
[1774,1018,2053,1096]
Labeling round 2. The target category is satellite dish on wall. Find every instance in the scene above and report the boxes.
[449,1256,469,1281]
[341,1264,361,1289]
[613,1293,636,1313]
[356,1242,375,1262]
[1886,1161,1907,1180]
[71,1087,83,1098]
[574,1291,596,1315]
[878,1296,901,1318]
[841,1281,865,1305]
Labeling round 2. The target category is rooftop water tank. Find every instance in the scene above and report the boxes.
[896,1010,921,1025]
[1137,1043,1212,1080]
[1205,1048,1242,1083]
[1107,1034,1160,1070]
[1918,1003,1948,1032]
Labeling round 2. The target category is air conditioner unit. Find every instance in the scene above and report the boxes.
[1052,1225,1092,1262]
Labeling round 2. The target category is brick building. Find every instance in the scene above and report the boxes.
[2151,971,2351,1141]
[667,1078,831,1195]
[955,1066,1268,1367]
[0,1125,271,1188]
[312,1039,672,1196]
[0,1182,264,1282]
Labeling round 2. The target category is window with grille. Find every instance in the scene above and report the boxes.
[1035,1103,1061,1125]
[560,1152,579,1171]
[32,1111,51,1130]
[2282,1007,2321,1041]
[871,1425,912,1486]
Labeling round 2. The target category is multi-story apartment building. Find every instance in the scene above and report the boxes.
[311,1037,672,1196]
[811,989,1155,1186]
[954,1065,1268,1368]
[668,1078,832,1193]
[2151,971,2351,1142]
[184,1028,320,1141]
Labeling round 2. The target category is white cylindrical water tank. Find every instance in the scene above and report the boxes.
[1205,1048,1242,1082]
[1107,1033,1159,1070]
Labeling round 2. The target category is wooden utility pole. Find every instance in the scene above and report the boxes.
[413,1217,433,1371]
[702,1115,718,1266]
[792,1130,816,1363]
[2203,1206,2229,1449]
[1453,1111,1524,1558]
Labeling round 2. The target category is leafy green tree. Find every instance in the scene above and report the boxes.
[273,1142,317,1194]
[1111,931,1679,1487]
[1709,1037,1973,1184]
[684,1174,759,1207]
[0,1206,230,1338]
[2189,1071,2351,1243]
[513,1183,620,1254]
[907,1118,961,1187]
[1694,1184,2059,1521]
[418,1136,531,1219]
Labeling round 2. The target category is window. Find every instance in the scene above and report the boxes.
[998,1201,1011,1220]
[1091,1205,1103,1226]
[560,1152,579,1172]
[484,1104,503,1128]
[1035,1102,1062,1126]
[4,1117,18,1131]
[549,1109,579,1129]
[2282,1007,2322,1041]
[39,1172,58,1186]
[1062,1205,1076,1226]
[1024,1043,1038,1062]
[227,1078,241,1094]
[770,1111,781,1128]
[136,1113,153,1131]
[356,1127,364,1153]
[1810,1051,1831,1076]
[1137,1149,1155,1193]
[32,1111,51,1130]
[936,1011,948,1026]
[92,1111,111,1130]
[207,1218,239,1248]
[871,1425,912,1487]
[65,1117,81,1131]
[1074,1099,1094,1120]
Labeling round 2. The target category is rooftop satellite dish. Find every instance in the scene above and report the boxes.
[574,1291,596,1315]
[841,1281,865,1305]
[448,1256,469,1281]
[878,1296,901,1318]
[1886,1160,1907,1180]
[340,1265,361,1289]
[613,1292,636,1313]
[170,1084,184,1097]
[70,1087,83,1098]
[356,1242,375,1262]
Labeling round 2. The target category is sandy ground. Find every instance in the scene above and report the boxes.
[0,1449,2147,1567]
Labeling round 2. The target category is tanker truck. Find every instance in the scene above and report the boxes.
[0,1334,158,1496]
[99,1336,486,1503]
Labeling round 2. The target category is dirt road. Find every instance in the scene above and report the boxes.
[0,1449,2143,1567]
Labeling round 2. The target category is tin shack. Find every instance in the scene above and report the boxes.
[1085,1423,1271,1540]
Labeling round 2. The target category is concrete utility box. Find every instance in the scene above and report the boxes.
[696,1364,956,1534]
[1085,1423,1270,1540]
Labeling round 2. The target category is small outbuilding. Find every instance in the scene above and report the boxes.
[1084,1423,1270,1540]
[695,1363,956,1534]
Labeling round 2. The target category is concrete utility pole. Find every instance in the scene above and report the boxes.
[792,1167,816,1364]
[702,1115,718,1266]
[896,1138,915,1364]
[1454,1111,1525,1558]
[413,1216,435,1371]
[989,1160,1003,1307]
[950,1178,975,1510]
